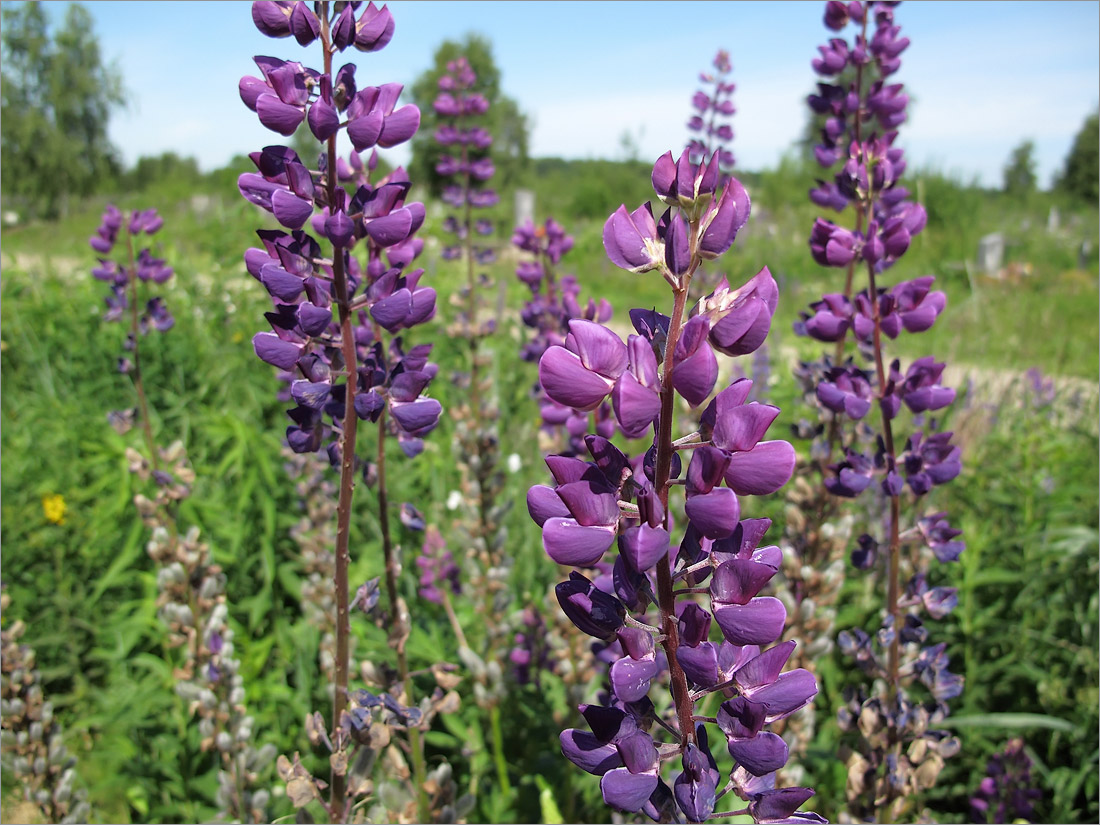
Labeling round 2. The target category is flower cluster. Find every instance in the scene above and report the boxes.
[89,205,173,372]
[434,56,499,265]
[89,195,275,820]
[1,589,92,825]
[128,439,274,822]
[513,216,616,454]
[686,49,736,172]
[530,150,822,823]
[970,738,1042,824]
[240,5,440,462]
[793,3,964,820]
[242,4,452,821]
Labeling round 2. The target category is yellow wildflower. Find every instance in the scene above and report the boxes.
[42,493,67,525]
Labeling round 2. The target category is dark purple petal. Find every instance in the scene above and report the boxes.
[354,390,385,421]
[390,397,441,435]
[727,732,789,777]
[379,104,421,147]
[539,347,614,411]
[567,320,628,379]
[699,178,750,259]
[748,788,817,824]
[711,559,777,606]
[348,108,384,151]
[601,768,658,813]
[612,371,660,438]
[603,203,660,273]
[712,403,780,453]
[370,288,412,332]
[252,332,301,370]
[723,440,796,495]
[713,597,786,646]
[618,524,670,572]
[716,696,767,739]
[256,93,304,136]
[664,211,692,276]
[610,656,660,702]
[291,379,330,410]
[556,574,626,639]
[252,1,293,37]
[355,2,395,51]
[748,669,818,721]
[560,730,622,776]
[677,642,719,688]
[542,517,615,566]
[556,481,620,527]
[671,340,719,407]
[271,189,313,229]
[684,487,740,540]
[735,640,795,690]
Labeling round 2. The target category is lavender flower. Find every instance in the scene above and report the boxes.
[970,738,1041,824]
[686,49,736,173]
[434,56,498,272]
[242,3,448,821]
[793,3,964,819]
[513,215,617,455]
[532,150,821,824]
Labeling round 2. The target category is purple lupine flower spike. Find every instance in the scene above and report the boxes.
[240,4,450,821]
[686,49,737,177]
[531,150,821,823]
[792,3,964,819]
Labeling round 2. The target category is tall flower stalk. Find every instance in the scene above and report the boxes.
[530,150,823,823]
[793,2,964,820]
[686,49,736,175]
[241,2,453,820]
[513,215,614,456]
[1,588,92,825]
[426,54,526,798]
[90,205,273,822]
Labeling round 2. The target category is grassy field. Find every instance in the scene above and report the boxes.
[1,160,1097,823]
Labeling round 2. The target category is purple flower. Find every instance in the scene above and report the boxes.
[531,153,816,823]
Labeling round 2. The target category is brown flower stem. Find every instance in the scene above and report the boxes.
[320,12,355,818]
[653,238,703,749]
[376,410,430,822]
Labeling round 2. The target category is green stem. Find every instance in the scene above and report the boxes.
[377,411,430,822]
[489,704,513,798]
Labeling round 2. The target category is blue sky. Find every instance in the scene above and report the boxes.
[32,1,1100,187]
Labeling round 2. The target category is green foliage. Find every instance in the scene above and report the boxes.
[407,33,530,195]
[0,2,125,218]
[2,153,1098,822]
[924,377,1100,824]
[1056,110,1099,204]
[1003,139,1038,196]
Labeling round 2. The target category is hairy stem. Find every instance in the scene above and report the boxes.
[377,411,430,822]
[321,15,354,817]
[653,274,697,749]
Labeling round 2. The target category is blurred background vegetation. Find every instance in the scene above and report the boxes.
[2,3,1097,824]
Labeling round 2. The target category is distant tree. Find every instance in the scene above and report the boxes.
[1056,110,1099,203]
[407,33,529,196]
[122,152,202,191]
[1002,139,1037,196]
[1,2,125,217]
